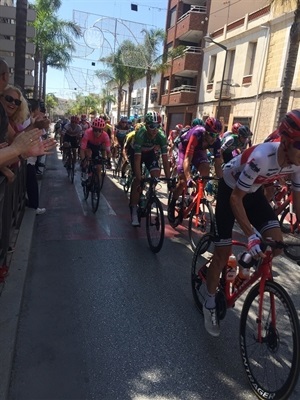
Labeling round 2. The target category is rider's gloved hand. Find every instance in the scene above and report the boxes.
[187,178,195,188]
[247,233,262,257]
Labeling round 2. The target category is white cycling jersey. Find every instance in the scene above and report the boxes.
[223,141,300,193]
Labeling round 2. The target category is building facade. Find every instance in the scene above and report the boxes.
[0,1,35,89]
[159,0,277,134]
[199,1,300,143]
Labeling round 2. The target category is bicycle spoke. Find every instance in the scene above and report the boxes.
[189,199,214,251]
[240,281,300,399]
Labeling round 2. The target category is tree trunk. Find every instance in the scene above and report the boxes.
[127,81,133,117]
[144,68,152,115]
[277,2,300,124]
[39,54,43,100]
[14,0,28,90]
[33,50,39,99]
[42,62,47,100]
[117,86,123,122]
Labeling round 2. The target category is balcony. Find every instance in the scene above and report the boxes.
[171,46,202,77]
[214,80,238,99]
[161,85,197,106]
[175,6,207,43]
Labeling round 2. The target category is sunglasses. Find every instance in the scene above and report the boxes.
[4,95,22,106]
[93,128,102,133]
[208,132,219,138]
[148,123,160,130]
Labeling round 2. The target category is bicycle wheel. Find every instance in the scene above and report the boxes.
[123,165,132,193]
[188,198,214,251]
[146,196,165,253]
[279,207,297,234]
[240,280,300,400]
[191,233,214,314]
[91,173,100,213]
[69,160,75,184]
[167,191,184,228]
[99,164,105,190]
[83,181,89,200]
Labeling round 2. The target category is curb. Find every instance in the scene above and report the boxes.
[0,207,36,400]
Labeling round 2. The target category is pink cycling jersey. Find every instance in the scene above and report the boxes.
[80,128,111,152]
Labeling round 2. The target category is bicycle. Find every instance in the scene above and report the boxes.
[82,156,107,213]
[191,233,300,400]
[168,174,216,251]
[137,176,172,253]
[64,145,76,184]
[122,163,133,193]
[112,144,123,179]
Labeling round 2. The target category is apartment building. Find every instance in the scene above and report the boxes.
[199,2,300,143]
[159,0,271,133]
[0,0,35,88]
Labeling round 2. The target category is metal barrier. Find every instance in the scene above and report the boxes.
[0,161,27,266]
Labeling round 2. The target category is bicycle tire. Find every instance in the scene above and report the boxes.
[123,165,132,193]
[99,164,105,190]
[240,280,300,400]
[279,207,297,234]
[146,196,165,253]
[167,191,184,228]
[191,233,215,314]
[70,162,75,184]
[83,182,89,200]
[91,173,100,213]
[188,198,214,251]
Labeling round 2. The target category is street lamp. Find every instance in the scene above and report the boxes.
[204,35,228,120]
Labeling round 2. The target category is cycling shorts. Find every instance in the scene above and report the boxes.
[64,134,79,148]
[177,148,208,174]
[214,178,280,246]
[140,150,160,173]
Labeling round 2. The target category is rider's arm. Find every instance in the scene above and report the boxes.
[292,189,300,222]
[162,154,170,179]
[183,135,197,181]
[214,157,223,178]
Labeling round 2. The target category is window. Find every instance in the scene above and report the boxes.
[208,55,216,83]
[226,49,235,81]
[244,42,257,76]
[168,7,176,29]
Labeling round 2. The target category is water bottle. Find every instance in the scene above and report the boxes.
[226,254,237,282]
[233,252,252,290]
[140,193,146,209]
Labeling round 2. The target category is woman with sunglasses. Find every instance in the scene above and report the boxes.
[168,117,223,224]
[199,109,300,337]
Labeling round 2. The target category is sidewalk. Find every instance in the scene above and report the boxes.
[0,159,46,400]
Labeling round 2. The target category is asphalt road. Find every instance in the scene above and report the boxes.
[7,148,300,400]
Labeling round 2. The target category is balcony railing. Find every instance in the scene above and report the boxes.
[214,79,237,99]
[177,5,207,23]
[170,85,197,93]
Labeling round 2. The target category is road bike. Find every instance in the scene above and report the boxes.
[122,163,133,193]
[64,145,76,184]
[137,176,172,253]
[191,233,300,400]
[168,174,216,251]
[82,156,107,213]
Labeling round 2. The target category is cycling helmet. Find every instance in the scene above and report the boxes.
[144,111,162,125]
[92,118,105,129]
[205,117,222,134]
[175,124,183,131]
[70,115,79,124]
[192,118,204,127]
[81,114,87,120]
[279,109,300,140]
[232,122,242,134]
[238,125,253,138]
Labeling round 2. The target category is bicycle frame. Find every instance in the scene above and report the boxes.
[181,178,205,220]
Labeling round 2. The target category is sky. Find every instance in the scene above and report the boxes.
[46,0,168,99]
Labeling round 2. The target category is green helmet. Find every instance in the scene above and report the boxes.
[192,118,204,127]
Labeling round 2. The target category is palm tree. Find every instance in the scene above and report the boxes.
[14,0,28,90]
[140,28,165,114]
[271,0,300,123]
[99,88,116,114]
[31,0,80,99]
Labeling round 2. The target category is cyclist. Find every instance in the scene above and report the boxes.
[80,117,112,183]
[200,109,300,337]
[221,121,242,140]
[120,130,135,186]
[130,111,170,227]
[220,125,253,164]
[168,117,223,223]
[79,114,90,131]
[61,115,82,166]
